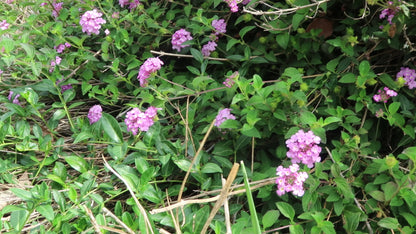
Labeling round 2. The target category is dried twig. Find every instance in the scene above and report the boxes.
[243,0,330,16]
[102,207,135,234]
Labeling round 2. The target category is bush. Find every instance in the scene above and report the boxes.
[0,0,415,233]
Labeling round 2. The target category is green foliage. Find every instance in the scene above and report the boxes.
[1,0,416,233]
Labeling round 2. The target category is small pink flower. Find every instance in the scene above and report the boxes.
[8,91,20,105]
[137,57,164,87]
[201,41,217,57]
[125,106,161,134]
[79,9,106,35]
[0,20,10,30]
[171,29,193,52]
[373,87,397,103]
[212,19,227,35]
[275,164,308,196]
[214,108,236,127]
[223,71,239,88]
[105,29,110,35]
[286,130,321,168]
[88,105,102,124]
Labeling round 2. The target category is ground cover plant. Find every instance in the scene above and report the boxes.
[1,0,416,233]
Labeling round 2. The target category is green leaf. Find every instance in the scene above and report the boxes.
[252,74,263,90]
[378,217,400,230]
[339,73,355,83]
[52,109,66,121]
[73,132,93,144]
[10,209,29,231]
[239,26,255,39]
[36,204,55,221]
[289,224,304,234]
[369,190,385,202]
[10,188,32,201]
[381,181,398,201]
[402,147,416,162]
[186,66,200,75]
[65,155,88,173]
[359,60,371,76]
[276,33,289,49]
[334,177,354,199]
[174,159,193,172]
[226,38,241,51]
[201,163,223,173]
[190,48,203,62]
[241,124,261,138]
[101,113,123,143]
[262,210,280,229]
[219,119,241,129]
[300,111,317,125]
[326,57,341,73]
[388,102,400,115]
[276,202,295,222]
[292,13,304,30]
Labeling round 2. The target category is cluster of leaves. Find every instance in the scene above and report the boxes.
[0,0,416,233]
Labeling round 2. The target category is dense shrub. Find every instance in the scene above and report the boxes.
[0,0,415,233]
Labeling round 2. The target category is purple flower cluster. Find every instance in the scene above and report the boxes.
[286,130,321,168]
[79,9,106,35]
[171,29,193,52]
[137,57,164,87]
[223,71,239,88]
[8,91,20,105]
[380,1,400,25]
[223,0,251,12]
[119,0,140,9]
[49,56,62,73]
[52,1,63,18]
[202,41,217,57]
[0,20,10,30]
[56,78,73,93]
[212,19,227,35]
[397,67,416,89]
[54,43,71,53]
[125,106,161,135]
[88,105,102,124]
[214,108,236,127]
[373,87,397,103]
[276,164,308,196]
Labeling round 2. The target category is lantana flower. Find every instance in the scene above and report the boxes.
[88,105,102,124]
[137,57,164,87]
[79,9,106,35]
[373,87,397,103]
[397,67,416,89]
[125,106,161,135]
[286,130,321,168]
[202,41,217,57]
[214,108,236,127]
[171,29,193,52]
[275,164,308,196]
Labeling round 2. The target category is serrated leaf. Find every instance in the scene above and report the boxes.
[241,124,261,138]
[276,33,289,49]
[378,217,400,230]
[388,102,400,115]
[10,188,32,201]
[73,132,93,144]
[190,48,203,62]
[36,205,54,221]
[186,66,200,75]
[300,111,316,125]
[252,74,263,90]
[339,73,355,83]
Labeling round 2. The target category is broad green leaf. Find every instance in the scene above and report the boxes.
[239,26,255,39]
[300,111,317,125]
[10,209,29,231]
[388,102,400,115]
[65,155,88,173]
[36,204,55,221]
[369,190,385,202]
[10,188,32,201]
[334,177,354,199]
[339,73,356,83]
[276,202,295,221]
[276,33,289,49]
[252,74,263,90]
[262,210,279,229]
[226,38,240,51]
[359,60,371,76]
[402,146,416,162]
[190,48,203,62]
[201,163,222,173]
[289,224,304,234]
[326,57,341,73]
[186,66,200,75]
[241,124,261,138]
[73,132,93,144]
[101,113,122,143]
[378,217,400,230]
[381,181,398,201]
